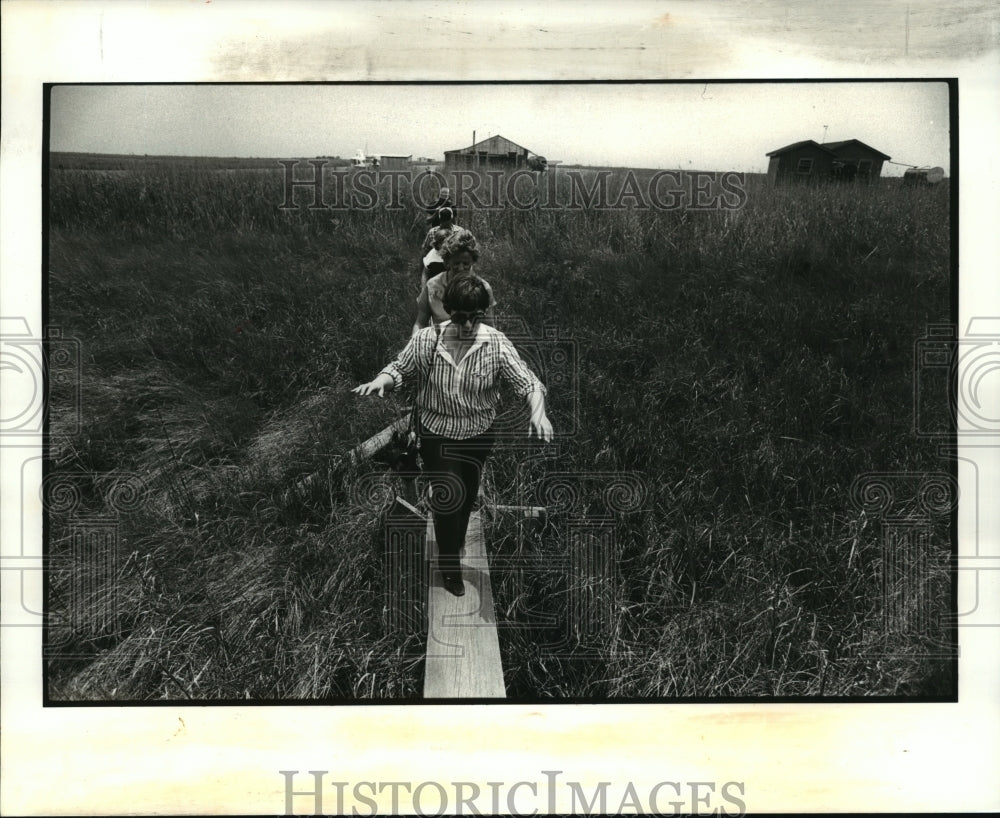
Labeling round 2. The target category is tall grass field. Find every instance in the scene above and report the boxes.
[45,154,954,700]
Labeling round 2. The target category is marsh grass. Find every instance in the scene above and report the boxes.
[46,161,953,699]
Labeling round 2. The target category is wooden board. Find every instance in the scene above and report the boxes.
[422,510,506,698]
[491,504,547,519]
[349,416,409,464]
[285,416,409,503]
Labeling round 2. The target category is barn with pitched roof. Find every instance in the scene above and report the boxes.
[822,140,891,182]
[444,135,537,171]
[766,139,891,184]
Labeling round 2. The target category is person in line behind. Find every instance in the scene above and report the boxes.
[420,206,459,285]
[353,275,553,596]
[425,187,454,224]
[412,228,495,338]
[416,188,457,281]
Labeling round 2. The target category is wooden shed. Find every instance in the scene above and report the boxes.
[822,140,891,183]
[444,135,533,171]
[766,140,837,184]
[378,154,412,171]
[766,139,890,184]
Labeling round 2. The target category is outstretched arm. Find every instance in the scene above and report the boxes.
[352,372,395,397]
[526,389,553,442]
[495,334,553,442]
[355,335,421,397]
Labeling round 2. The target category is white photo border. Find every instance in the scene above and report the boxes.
[2,1,998,814]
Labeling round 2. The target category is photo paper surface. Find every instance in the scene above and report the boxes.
[2,1,998,814]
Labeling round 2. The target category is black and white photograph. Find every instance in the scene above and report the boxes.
[3,1,999,815]
[42,80,956,703]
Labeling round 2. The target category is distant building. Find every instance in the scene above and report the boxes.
[822,140,891,183]
[444,135,535,171]
[766,139,890,184]
[378,154,412,171]
[766,141,836,184]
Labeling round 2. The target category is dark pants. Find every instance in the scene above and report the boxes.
[419,426,493,573]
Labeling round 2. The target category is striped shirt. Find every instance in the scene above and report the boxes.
[381,322,546,440]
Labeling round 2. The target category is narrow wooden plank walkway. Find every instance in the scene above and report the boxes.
[344,419,507,698]
[423,510,506,698]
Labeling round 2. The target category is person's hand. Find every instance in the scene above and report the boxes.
[352,374,393,397]
[529,411,553,443]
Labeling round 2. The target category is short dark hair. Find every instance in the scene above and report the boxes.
[440,228,479,263]
[443,274,490,314]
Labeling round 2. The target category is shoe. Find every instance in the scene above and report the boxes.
[442,571,465,597]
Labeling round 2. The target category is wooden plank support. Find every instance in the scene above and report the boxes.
[349,416,409,464]
[284,417,410,503]
[491,504,547,519]
[423,509,506,698]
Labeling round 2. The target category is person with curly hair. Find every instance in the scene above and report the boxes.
[354,275,553,596]
[412,227,495,338]
[419,207,458,284]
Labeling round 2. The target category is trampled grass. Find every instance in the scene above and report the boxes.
[46,160,953,699]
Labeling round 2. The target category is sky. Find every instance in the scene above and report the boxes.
[49,82,950,175]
